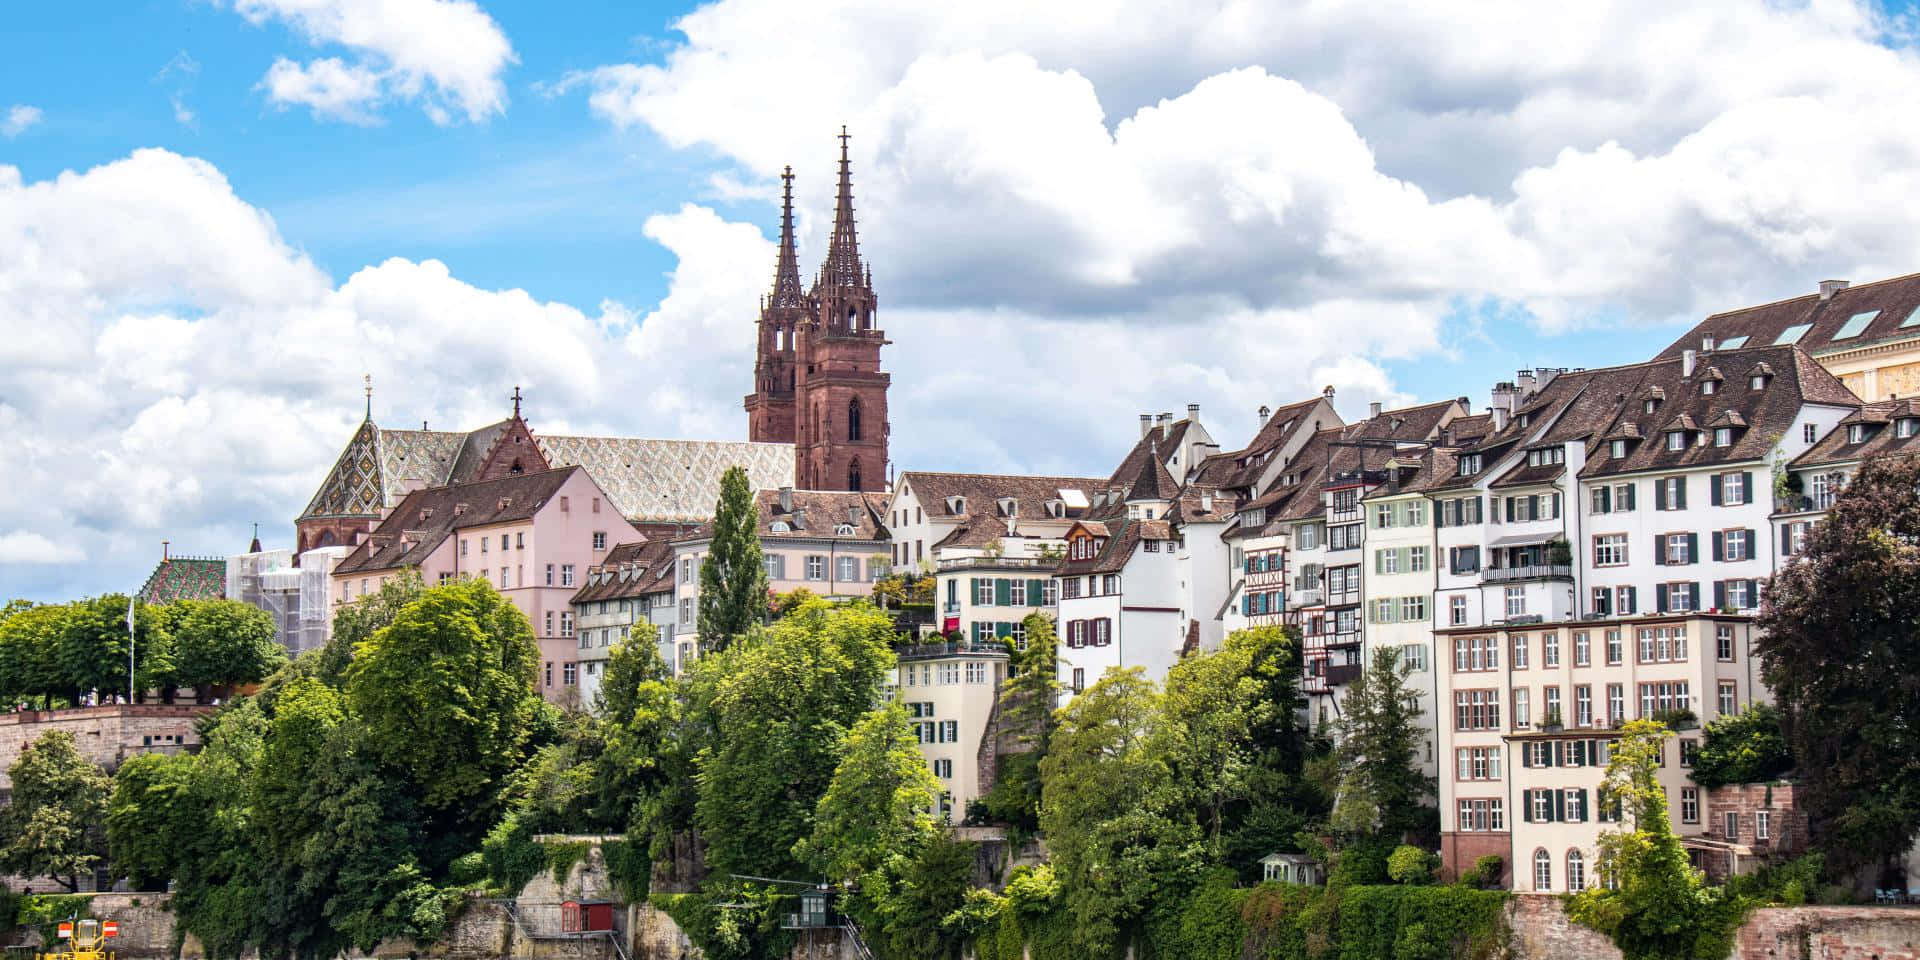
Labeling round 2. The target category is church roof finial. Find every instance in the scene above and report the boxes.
[364,374,373,421]
[820,126,864,289]
[511,385,523,419]
[769,165,806,308]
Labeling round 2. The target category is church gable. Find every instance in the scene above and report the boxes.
[473,412,549,482]
[300,419,386,520]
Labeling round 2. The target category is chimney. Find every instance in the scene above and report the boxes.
[1490,381,1516,430]
[1819,279,1850,300]
[847,505,861,527]
[1368,401,1383,419]
[1322,385,1336,399]
[779,486,793,512]
[1516,368,1536,395]
[1702,335,1716,352]
[1258,405,1271,422]
[1186,403,1200,422]
[1139,414,1153,438]
[1682,349,1696,378]
[1160,412,1174,439]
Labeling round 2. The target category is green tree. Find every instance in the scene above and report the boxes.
[1568,719,1739,960]
[0,730,111,890]
[346,578,541,829]
[982,613,1059,831]
[106,752,186,889]
[696,465,769,651]
[319,570,425,684]
[1690,703,1793,789]
[171,598,286,701]
[55,598,132,704]
[694,598,895,881]
[0,602,65,707]
[1039,667,1201,954]
[595,627,695,857]
[1758,453,1920,878]
[1329,646,1434,841]
[1221,625,1327,879]
[799,703,941,882]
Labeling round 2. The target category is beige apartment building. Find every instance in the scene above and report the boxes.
[892,636,1011,820]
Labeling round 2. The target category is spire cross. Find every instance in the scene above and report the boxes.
[511,385,523,418]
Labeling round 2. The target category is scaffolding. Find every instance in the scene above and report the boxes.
[226,546,349,655]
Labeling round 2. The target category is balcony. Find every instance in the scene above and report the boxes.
[1292,588,1324,606]
[1324,662,1362,686]
[942,601,961,615]
[937,555,1060,572]
[1481,564,1573,584]
[897,638,1010,661]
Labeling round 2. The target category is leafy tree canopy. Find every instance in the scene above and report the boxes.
[0,730,111,891]
[696,465,769,651]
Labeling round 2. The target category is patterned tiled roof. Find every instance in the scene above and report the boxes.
[137,556,227,604]
[302,418,795,524]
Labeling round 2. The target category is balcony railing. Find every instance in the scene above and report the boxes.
[936,556,1060,572]
[1292,588,1324,606]
[897,638,1010,660]
[1481,563,1573,584]
[942,601,961,615]
[1323,662,1362,686]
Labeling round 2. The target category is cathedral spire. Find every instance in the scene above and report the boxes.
[769,166,806,308]
[821,126,864,289]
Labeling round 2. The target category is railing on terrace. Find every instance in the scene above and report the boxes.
[1482,564,1574,584]
[897,638,1010,660]
[1323,662,1362,686]
[936,555,1060,571]
[1292,588,1324,606]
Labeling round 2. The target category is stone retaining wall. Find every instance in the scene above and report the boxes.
[1505,895,1920,960]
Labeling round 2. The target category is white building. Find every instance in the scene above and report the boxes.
[570,539,678,707]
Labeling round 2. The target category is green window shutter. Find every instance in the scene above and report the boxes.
[971,578,982,603]
[1742,472,1755,503]
[1686,533,1699,564]
[995,578,1012,605]
[995,622,1011,639]
[1655,480,1668,511]
[1028,579,1045,605]
[1710,475,1723,506]
[1553,790,1565,822]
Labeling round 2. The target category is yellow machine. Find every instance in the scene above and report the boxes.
[34,918,118,960]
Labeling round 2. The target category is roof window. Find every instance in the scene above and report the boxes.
[1848,423,1874,444]
[1834,310,1879,339]
[1903,306,1920,329]
[946,495,967,514]
[770,521,792,533]
[1718,335,1749,349]
[1666,431,1688,451]
[1773,323,1813,345]
[834,523,856,535]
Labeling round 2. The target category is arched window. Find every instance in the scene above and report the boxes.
[847,306,859,330]
[848,397,863,441]
[316,529,337,547]
[848,458,863,491]
[1532,849,1552,892]
[1566,850,1585,891]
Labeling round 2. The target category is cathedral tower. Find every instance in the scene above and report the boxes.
[744,166,805,443]
[792,128,889,492]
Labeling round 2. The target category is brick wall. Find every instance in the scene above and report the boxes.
[1734,906,1920,960]
[0,705,213,790]
[1507,893,1622,960]
[1439,830,1510,885]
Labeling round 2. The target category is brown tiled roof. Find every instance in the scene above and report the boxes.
[1122,441,1182,503]
[335,466,583,574]
[901,472,1105,524]
[1107,419,1192,489]
[1192,396,1328,491]
[1579,345,1858,479]
[1440,413,1493,447]
[1658,272,1920,371]
[1793,399,1920,469]
[570,539,675,604]
[1168,484,1235,525]
[757,489,888,541]
[1055,517,1167,575]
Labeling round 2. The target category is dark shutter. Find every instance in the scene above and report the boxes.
[995,621,1012,639]
[1029,579,1046,605]
[1744,530,1757,558]
[1598,487,1611,513]
[1623,586,1636,614]
[1521,746,1533,768]
[1654,536,1667,566]
[1578,790,1590,822]
[1688,583,1701,610]
[1741,472,1754,503]
[1747,578,1759,604]
[1625,484,1637,510]
[1505,498,1515,523]
[1676,479,1687,509]
[1553,492,1563,518]
[1711,531,1724,561]
[1522,790,1534,823]
[971,577,981,602]
[1686,533,1699,564]
[1655,480,1668,511]
[995,579,1012,605]
[1714,581,1726,611]
[1656,583,1670,613]
[1710,474,1723,506]
[1553,790,1565,823]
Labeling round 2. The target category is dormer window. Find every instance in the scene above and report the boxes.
[1712,427,1733,447]
[1848,423,1872,444]
[1525,447,1565,467]
[834,523,856,535]
[1643,399,1658,414]
[1458,454,1482,476]
[946,495,967,514]
[1516,412,1532,428]
[1610,439,1627,459]
[997,497,1018,517]
[1666,431,1688,451]
[1046,499,1066,518]
[1701,380,1717,395]
[1899,418,1919,439]
[770,521,792,533]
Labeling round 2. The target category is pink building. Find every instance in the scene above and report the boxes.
[330,465,642,704]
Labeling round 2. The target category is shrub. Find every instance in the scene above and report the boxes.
[447,852,487,887]
[479,814,544,893]
[1457,855,1504,890]
[1386,846,1437,885]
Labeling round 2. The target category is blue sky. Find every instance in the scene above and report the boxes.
[4,0,1918,600]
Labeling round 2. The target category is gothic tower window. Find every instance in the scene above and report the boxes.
[849,458,862,491]
[849,398,863,442]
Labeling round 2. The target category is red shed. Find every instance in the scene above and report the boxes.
[560,900,615,933]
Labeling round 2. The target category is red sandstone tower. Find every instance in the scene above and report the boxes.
[746,129,890,492]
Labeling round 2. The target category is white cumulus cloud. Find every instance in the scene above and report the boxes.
[234,0,515,124]
[2,105,42,137]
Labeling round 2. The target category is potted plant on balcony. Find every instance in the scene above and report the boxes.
[1541,706,1565,732]
[1546,538,1573,568]
[1651,707,1698,731]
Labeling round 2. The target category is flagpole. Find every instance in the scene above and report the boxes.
[126,596,136,705]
